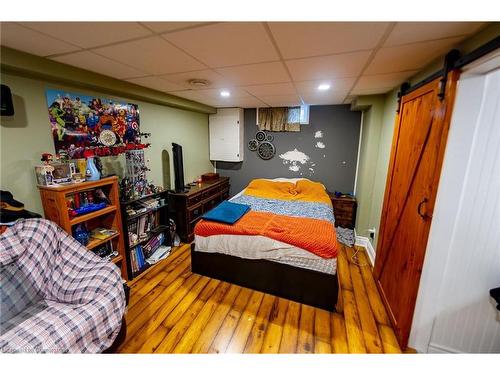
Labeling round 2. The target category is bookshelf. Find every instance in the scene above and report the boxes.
[120,191,170,280]
[38,176,127,279]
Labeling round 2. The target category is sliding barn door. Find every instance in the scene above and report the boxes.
[374,71,459,349]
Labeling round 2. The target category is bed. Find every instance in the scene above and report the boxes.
[191,178,339,311]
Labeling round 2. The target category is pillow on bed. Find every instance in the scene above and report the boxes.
[264,177,326,189]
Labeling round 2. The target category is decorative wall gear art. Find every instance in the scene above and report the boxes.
[255,130,267,142]
[257,141,276,160]
[248,130,276,160]
[248,139,259,151]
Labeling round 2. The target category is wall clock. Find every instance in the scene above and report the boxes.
[248,139,259,151]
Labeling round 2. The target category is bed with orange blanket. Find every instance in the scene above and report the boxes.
[191,178,339,311]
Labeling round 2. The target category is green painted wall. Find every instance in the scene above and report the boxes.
[353,22,500,251]
[0,72,212,215]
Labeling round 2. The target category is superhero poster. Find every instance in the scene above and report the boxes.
[45,89,141,159]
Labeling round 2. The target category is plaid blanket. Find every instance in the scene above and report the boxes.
[0,219,125,353]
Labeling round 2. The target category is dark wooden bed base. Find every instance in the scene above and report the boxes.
[190,243,339,312]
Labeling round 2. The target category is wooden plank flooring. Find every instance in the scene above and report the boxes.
[118,243,402,354]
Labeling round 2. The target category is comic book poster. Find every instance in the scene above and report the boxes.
[45,89,141,158]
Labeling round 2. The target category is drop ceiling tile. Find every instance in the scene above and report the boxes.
[216,62,290,86]
[1,22,79,56]
[93,36,205,75]
[20,22,152,49]
[257,94,302,107]
[365,36,465,75]
[354,71,418,91]
[300,91,347,105]
[269,22,390,59]
[209,97,268,108]
[141,22,214,34]
[126,76,186,93]
[286,50,372,81]
[242,82,297,96]
[51,51,147,79]
[164,22,280,67]
[385,22,485,47]
[161,69,231,89]
[294,77,356,95]
[351,87,395,96]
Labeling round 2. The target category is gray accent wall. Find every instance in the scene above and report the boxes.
[215,105,361,196]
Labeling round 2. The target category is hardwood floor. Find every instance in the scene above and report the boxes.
[117,243,402,354]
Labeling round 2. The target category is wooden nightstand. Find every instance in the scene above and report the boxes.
[328,193,357,229]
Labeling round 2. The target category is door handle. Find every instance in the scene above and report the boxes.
[417,198,433,219]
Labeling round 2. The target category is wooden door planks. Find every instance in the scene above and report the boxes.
[118,243,401,354]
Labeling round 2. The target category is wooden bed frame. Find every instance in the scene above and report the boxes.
[190,243,339,312]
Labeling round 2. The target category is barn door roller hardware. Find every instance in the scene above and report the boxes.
[396,35,500,111]
[438,49,461,101]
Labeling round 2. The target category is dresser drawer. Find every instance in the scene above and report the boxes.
[187,204,204,222]
[187,193,203,207]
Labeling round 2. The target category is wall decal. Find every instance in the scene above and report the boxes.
[279,148,311,172]
[314,130,323,138]
[315,141,326,149]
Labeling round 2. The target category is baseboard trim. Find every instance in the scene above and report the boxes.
[355,235,376,266]
[427,343,462,354]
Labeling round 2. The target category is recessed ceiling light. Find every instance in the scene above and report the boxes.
[318,84,330,91]
[220,90,231,97]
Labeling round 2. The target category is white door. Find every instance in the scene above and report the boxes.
[409,52,500,353]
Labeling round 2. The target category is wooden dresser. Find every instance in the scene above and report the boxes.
[328,193,357,229]
[168,177,230,242]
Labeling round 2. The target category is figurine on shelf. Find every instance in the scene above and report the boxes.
[41,153,53,165]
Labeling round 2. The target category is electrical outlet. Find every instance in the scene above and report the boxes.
[368,227,376,240]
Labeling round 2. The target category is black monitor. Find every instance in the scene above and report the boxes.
[172,143,188,193]
[1,84,15,116]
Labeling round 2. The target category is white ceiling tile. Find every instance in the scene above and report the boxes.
[216,62,290,86]
[51,51,147,79]
[164,22,280,67]
[365,36,465,75]
[20,22,152,49]
[210,97,268,108]
[294,77,356,95]
[92,36,205,75]
[385,22,485,47]
[269,22,390,59]
[351,87,395,96]
[354,71,418,91]
[242,82,297,96]
[300,91,347,105]
[161,69,231,89]
[1,22,79,56]
[286,50,371,81]
[141,22,214,34]
[126,76,186,93]
[257,94,302,107]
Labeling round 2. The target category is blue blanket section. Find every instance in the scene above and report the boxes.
[202,201,251,224]
[231,194,335,224]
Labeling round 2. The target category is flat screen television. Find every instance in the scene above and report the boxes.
[172,143,188,193]
[1,84,15,116]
